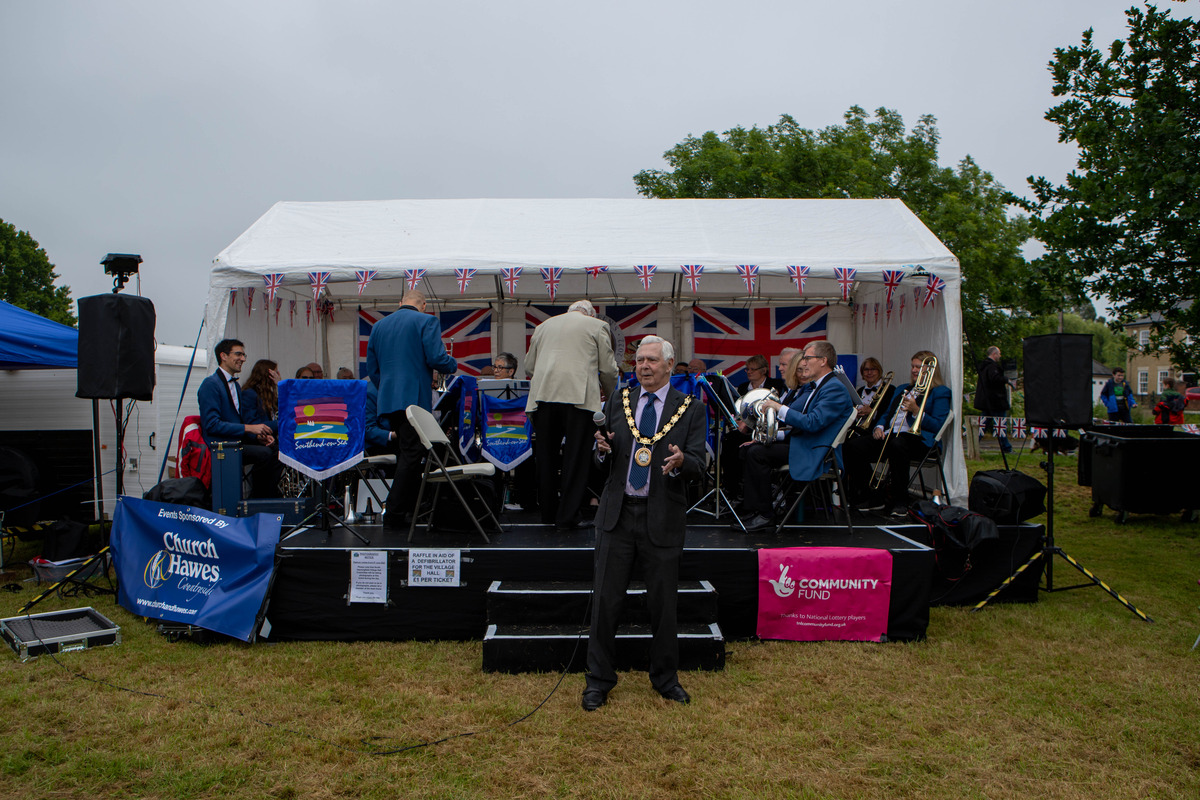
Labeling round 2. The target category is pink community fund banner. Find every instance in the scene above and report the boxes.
[757,547,893,642]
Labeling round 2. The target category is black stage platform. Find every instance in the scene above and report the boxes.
[266,516,943,644]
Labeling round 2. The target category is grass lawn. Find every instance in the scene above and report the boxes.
[2,453,1198,799]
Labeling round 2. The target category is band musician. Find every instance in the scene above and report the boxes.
[844,350,951,514]
[854,357,895,432]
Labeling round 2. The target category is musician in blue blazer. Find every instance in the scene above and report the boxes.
[197,339,282,498]
[869,350,952,514]
[739,341,855,532]
[365,290,457,530]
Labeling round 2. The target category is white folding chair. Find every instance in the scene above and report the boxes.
[775,406,859,534]
[907,411,955,501]
[405,405,498,543]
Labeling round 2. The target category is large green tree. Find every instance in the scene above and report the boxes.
[1028,4,1200,371]
[0,219,75,326]
[635,107,1035,364]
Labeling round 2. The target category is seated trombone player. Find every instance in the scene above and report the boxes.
[737,341,854,533]
[848,350,951,515]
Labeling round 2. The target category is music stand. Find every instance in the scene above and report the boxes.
[276,379,370,544]
[688,374,746,529]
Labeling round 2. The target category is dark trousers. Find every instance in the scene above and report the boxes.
[843,433,886,505]
[243,444,283,499]
[741,440,789,517]
[382,412,425,528]
[883,432,935,505]
[585,499,681,693]
[531,402,593,526]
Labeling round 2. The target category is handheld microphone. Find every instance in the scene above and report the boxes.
[593,410,612,438]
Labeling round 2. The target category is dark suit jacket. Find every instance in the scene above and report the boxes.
[198,370,255,446]
[594,385,707,547]
[364,382,393,451]
[239,387,278,435]
[365,305,457,416]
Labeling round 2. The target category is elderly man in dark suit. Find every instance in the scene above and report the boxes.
[582,335,707,711]
[197,338,282,498]
[365,290,457,530]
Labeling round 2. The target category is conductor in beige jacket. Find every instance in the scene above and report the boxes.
[526,300,620,529]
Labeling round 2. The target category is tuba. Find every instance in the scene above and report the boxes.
[736,388,780,445]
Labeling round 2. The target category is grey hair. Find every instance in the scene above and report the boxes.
[638,335,675,363]
[568,299,597,317]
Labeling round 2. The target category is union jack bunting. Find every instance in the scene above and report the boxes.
[585,265,608,278]
[899,294,906,323]
[835,267,856,301]
[289,299,296,327]
[736,264,758,295]
[923,274,946,308]
[635,264,656,290]
[1010,418,1026,438]
[914,287,922,311]
[1053,428,1068,438]
[358,307,494,378]
[680,264,704,293]
[263,273,284,304]
[308,271,330,301]
[882,269,905,305]
[230,288,237,307]
[861,303,867,326]
[404,269,427,291]
[885,299,893,326]
[540,267,563,301]
[1030,425,1047,438]
[320,299,336,323]
[305,300,312,326]
[692,305,827,386]
[501,266,521,295]
[455,268,477,294]
[873,303,879,328]
[525,304,658,373]
[245,287,255,317]
[787,265,809,295]
[355,269,378,296]
[275,297,282,325]
[1182,424,1199,434]
[263,294,269,316]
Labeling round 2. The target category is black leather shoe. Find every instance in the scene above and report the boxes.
[742,514,775,532]
[557,519,594,531]
[581,688,608,711]
[659,684,690,704]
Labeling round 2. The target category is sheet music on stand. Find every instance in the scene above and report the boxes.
[832,366,863,406]
[477,378,530,400]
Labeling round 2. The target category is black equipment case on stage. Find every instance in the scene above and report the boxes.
[969,469,1047,524]
[237,497,315,526]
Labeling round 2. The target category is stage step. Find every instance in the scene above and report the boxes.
[482,579,725,673]
[482,622,725,674]
[485,579,719,625]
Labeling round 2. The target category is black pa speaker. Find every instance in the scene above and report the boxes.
[76,294,156,400]
[1022,333,1092,427]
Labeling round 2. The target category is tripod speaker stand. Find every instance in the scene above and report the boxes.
[972,334,1152,621]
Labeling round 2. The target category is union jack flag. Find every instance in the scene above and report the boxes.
[355,269,378,295]
[275,297,282,325]
[1182,424,1199,435]
[899,294,906,323]
[586,265,608,278]
[692,305,827,386]
[358,307,493,378]
[246,287,255,317]
[1030,425,1047,438]
[405,269,427,291]
[501,266,521,295]
[882,269,905,305]
[923,274,945,308]
[525,304,658,374]
[305,300,312,326]
[289,299,296,327]
[787,265,809,295]
[1053,428,1068,438]
[835,267,856,301]
[680,264,703,293]
[635,264,656,290]
[230,288,237,307]
[873,303,879,328]
[263,273,284,304]
[540,267,563,300]
[736,264,758,295]
[308,271,330,301]
[455,268,477,294]
[886,299,893,326]
[1010,418,1026,439]
[914,287,922,311]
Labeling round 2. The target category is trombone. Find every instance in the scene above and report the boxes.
[854,370,894,434]
[868,357,937,490]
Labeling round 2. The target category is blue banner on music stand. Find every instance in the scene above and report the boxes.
[111,496,281,642]
[479,393,533,471]
[277,378,367,480]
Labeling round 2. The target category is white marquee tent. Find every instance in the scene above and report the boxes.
[208,198,967,500]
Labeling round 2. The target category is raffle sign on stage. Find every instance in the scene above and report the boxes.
[110,497,281,642]
[757,547,893,642]
[408,549,461,587]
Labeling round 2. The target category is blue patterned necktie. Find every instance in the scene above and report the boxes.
[628,393,657,490]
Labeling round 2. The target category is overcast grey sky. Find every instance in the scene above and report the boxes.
[1,1,1185,345]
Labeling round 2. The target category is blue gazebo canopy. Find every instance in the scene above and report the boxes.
[0,300,78,369]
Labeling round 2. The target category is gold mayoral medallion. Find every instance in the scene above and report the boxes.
[622,388,692,464]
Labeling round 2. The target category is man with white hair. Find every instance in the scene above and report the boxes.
[526,300,620,530]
